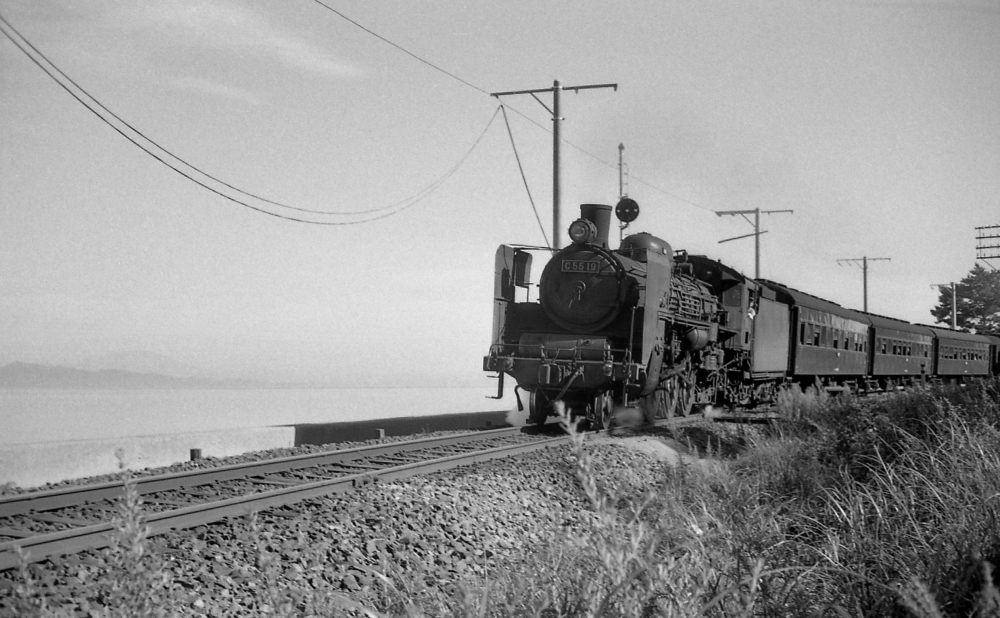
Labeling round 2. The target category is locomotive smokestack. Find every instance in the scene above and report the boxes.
[579,204,612,248]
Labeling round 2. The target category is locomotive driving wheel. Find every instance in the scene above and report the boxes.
[655,370,695,418]
[528,390,548,426]
[642,382,676,421]
[592,391,614,430]
[641,388,664,422]
[674,374,694,417]
[661,378,680,419]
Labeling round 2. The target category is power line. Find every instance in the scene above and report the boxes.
[492,98,718,215]
[837,256,891,312]
[976,224,1000,267]
[309,0,491,97]
[310,4,719,216]
[717,208,794,279]
[4,4,718,226]
[492,80,618,249]
[500,105,550,248]
[0,12,342,217]
[628,175,716,213]
[0,12,499,225]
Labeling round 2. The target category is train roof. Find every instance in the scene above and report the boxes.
[757,279,871,324]
[864,313,935,337]
[918,325,994,344]
[686,254,754,284]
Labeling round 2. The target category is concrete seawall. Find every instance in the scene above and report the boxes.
[1,410,512,489]
[290,410,512,446]
[0,427,297,489]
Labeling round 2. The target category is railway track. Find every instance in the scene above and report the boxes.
[0,413,715,572]
[0,426,573,571]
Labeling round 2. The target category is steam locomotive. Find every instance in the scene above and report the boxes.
[484,200,1000,426]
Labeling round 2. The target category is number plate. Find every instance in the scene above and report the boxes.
[561,260,599,273]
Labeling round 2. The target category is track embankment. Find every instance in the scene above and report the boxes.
[0,417,728,616]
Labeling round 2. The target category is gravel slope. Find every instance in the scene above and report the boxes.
[0,425,725,617]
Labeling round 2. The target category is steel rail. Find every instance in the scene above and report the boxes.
[0,432,567,570]
[0,426,527,518]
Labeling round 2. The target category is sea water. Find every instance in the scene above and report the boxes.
[0,387,518,446]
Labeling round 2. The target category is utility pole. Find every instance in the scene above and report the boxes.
[716,208,794,279]
[930,282,958,330]
[976,224,1000,271]
[837,256,891,312]
[491,80,618,249]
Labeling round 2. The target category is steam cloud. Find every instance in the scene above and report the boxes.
[505,404,528,427]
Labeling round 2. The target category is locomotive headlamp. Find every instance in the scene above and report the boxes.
[568,218,598,244]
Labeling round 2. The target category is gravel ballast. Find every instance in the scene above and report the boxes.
[1,424,731,617]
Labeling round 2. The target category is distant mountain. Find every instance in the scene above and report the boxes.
[0,362,266,389]
[77,351,206,379]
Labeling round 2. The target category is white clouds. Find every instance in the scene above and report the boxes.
[124,0,362,80]
[254,28,362,80]
[167,75,262,103]
[834,0,1000,13]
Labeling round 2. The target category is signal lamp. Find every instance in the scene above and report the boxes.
[615,198,639,223]
[568,218,598,244]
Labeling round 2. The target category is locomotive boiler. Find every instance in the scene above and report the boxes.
[484,201,723,427]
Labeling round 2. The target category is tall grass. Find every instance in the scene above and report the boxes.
[751,380,1000,616]
[10,470,175,618]
[453,384,1000,617]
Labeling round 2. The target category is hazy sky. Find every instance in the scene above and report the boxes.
[1,0,998,386]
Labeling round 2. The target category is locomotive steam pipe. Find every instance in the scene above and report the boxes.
[577,204,612,248]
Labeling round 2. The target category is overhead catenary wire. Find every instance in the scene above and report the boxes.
[3,6,717,225]
[0,12,498,224]
[307,6,842,289]
[314,5,718,216]
[500,106,550,248]
[309,0,491,97]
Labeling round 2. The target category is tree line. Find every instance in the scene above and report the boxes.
[931,264,1000,333]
